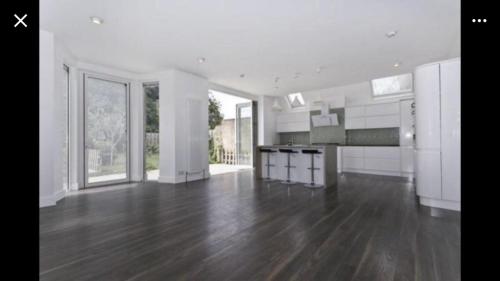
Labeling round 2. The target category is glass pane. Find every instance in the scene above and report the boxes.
[86,77,128,184]
[144,84,159,181]
[236,103,252,165]
[372,73,413,96]
[287,93,305,107]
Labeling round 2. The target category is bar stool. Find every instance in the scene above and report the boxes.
[279,148,298,185]
[302,149,323,189]
[259,148,277,181]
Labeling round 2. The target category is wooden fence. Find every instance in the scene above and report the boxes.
[218,149,251,165]
[88,149,101,173]
[146,133,159,147]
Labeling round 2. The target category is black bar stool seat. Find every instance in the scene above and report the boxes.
[302,149,323,189]
[279,148,299,185]
[260,148,277,181]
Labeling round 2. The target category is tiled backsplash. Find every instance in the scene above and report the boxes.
[346,128,400,146]
[310,108,346,145]
[278,132,310,145]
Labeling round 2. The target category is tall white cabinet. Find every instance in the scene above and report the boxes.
[415,58,460,211]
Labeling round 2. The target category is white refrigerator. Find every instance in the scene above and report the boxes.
[414,58,461,211]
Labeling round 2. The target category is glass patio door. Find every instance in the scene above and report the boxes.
[235,102,252,165]
[84,75,129,186]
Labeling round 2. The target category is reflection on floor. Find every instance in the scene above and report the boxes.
[209,164,253,175]
[40,171,460,281]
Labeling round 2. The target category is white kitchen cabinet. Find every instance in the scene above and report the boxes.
[337,147,342,173]
[365,115,400,128]
[364,158,400,172]
[343,157,364,169]
[415,63,441,150]
[342,147,364,158]
[345,117,365,129]
[345,106,364,117]
[415,58,460,211]
[345,102,400,129]
[399,99,415,147]
[415,150,442,199]
[440,59,461,202]
[341,146,402,176]
[364,102,400,116]
[276,111,310,132]
[400,147,415,174]
[364,147,400,159]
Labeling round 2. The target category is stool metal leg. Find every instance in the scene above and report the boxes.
[281,153,296,185]
[304,153,323,189]
[264,152,275,182]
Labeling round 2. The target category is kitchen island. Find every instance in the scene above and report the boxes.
[255,144,338,187]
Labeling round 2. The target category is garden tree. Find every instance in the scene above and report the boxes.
[208,93,223,163]
[87,79,127,167]
[209,93,224,130]
[144,86,159,133]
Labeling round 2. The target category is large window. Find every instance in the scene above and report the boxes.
[286,92,305,108]
[84,75,129,186]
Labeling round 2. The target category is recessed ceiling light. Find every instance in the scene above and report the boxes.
[240,74,245,78]
[316,67,323,73]
[385,30,398,38]
[393,62,401,67]
[90,16,103,25]
[198,57,206,63]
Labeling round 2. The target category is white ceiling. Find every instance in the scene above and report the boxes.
[40,0,460,96]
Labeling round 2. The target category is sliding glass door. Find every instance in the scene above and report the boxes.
[84,74,129,186]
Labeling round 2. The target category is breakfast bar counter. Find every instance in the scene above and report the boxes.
[255,144,338,187]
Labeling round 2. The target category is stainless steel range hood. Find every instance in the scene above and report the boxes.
[311,102,338,127]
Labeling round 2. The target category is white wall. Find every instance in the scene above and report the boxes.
[258,96,278,145]
[158,70,210,183]
[40,30,57,207]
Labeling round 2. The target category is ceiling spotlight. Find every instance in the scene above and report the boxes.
[240,74,245,78]
[90,16,103,25]
[393,62,401,67]
[385,30,398,38]
[198,57,206,63]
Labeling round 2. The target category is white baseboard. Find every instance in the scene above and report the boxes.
[159,172,210,184]
[342,168,401,177]
[40,195,55,208]
[40,189,67,208]
[419,197,461,211]
[54,189,66,202]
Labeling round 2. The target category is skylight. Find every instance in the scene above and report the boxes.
[287,93,305,108]
[371,73,413,97]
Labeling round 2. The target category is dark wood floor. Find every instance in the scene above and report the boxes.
[40,171,460,281]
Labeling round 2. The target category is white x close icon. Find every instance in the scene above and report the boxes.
[14,14,27,28]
